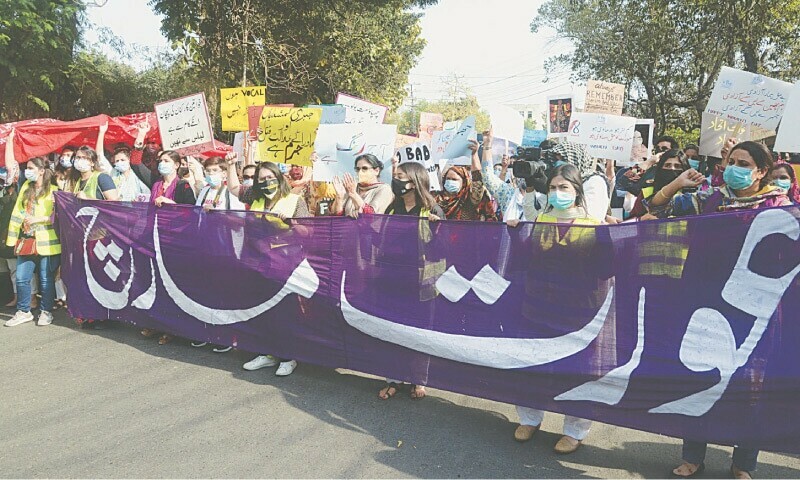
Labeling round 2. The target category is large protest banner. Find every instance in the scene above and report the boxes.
[584,80,626,115]
[567,112,636,163]
[705,67,793,132]
[220,86,266,132]
[57,192,800,454]
[395,140,440,191]
[774,81,800,153]
[312,123,397,182]
[547,95,573,137]
[335,93,388,125]
[155,93,215,156]
[418,112,444,141]
[256,107,321,166]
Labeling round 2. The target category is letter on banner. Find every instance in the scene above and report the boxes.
[567,112,636,164]
[335,93,388,125]
[395,140,440,191]
[154,92,215,156]
[584,80,626,115]
[705,66,793,131]
[220,86,266,132]
[257,107,321,166]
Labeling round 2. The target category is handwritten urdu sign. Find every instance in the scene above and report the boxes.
[418,112,444,141]
[256,107,321,166]
[154,93,215,156]
[584,80,626,115]
[335,93,388,124]
[774,81,800,153]
[312,123,397,182]
[220,86,266,131]
[306,104,347,125]
[705,66,793,132]
[567,112,636,163]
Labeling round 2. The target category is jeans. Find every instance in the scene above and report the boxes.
[682,440,759,472]
[16,254,60,313]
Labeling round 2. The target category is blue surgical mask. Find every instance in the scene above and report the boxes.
[24,169,37,182]
[158,162,175,177]
[114,160,130,173]
[723,165,756,190]
[278,163,289,174]
[688,159,700,170]
[443,179,460,193]
[205,174,222,188]
[773,179,792,191]
[548,190,576,210]
[554,160,567,168]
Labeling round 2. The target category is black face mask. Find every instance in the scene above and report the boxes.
[392,178,412,197]
[177,167,189,177]
[653,169,683,193]
[255,178,280,196]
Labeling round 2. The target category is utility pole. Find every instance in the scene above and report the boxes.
[409,83,417,134]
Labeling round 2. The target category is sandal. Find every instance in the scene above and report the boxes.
[53,299,66,311]
[672,462,705,478]
[378,382,400,400]
[410,384,426,400]
[140,328,157,338]
[158,334,173,345]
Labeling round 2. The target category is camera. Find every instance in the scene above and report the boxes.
[511,142,557,193]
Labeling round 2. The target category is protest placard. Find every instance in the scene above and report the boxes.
[522,129,547,147]
[395,140,440,191]
[584,80,626,115]
[256,107,321,166]
[567,112,636,163]
[547,95,573,137]
[154,92,215,156]
[418,112,444,141]
[307,104,347,125]
[335,93,388,124]
[395,134,419,150]
[774,81,800,153]
[443,120,462,131]
[628,119,654,166]
[486,104,524,146]
[220,86,266,132]
[705,66,792,131]
[247,104,294,138]
[312,123,397,182]
[440,116,476,166]
[698,112,777,157]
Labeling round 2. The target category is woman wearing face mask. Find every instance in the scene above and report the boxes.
[551,141,610,223]
[227,159,310,376]
[332,154,393,219]
[3,156,61,328]
[650,141,790,216]
[768,161,800,204]
[195,155,244,211]
[111,147,150,202]
[150,151,197,207]
[69,146,119,201]
[436,164,497,221]
[629,149,692,219]
[512,164,610,455]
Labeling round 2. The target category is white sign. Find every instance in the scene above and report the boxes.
[395,140,440,191]
[485,104,524,146]
[774,81,800,153]
[441,116,477,166]
[312,124,397,182]
[705,66,793,131]
[335,93,388,125]
[567,112,637,164]
[154,92,215,156]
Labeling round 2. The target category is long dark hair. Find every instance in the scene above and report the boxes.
[546,164,587,210]
[397,162,436,211]
[22,157,55,208]
[652,149,690,193]
[729,141,774,189]
[256,162,291,199]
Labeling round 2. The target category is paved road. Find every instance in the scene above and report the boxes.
[1,309,798,479]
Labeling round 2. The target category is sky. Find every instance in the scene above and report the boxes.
[85,0,578,111]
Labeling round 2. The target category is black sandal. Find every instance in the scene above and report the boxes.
[378,382,400,400]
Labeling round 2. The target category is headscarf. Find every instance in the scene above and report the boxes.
[436,166,498,221]
[773,160,800,204]
[552,141,596,178]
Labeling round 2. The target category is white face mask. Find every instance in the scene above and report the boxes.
[242,179,254,187]
[24,169,38,182]
[74,158,92,173]
[114,160,130,173]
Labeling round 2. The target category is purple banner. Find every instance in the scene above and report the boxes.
[55,193,800,453]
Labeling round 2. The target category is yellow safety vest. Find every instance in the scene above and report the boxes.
[73,172,102,199]
[6,182,61,255]
[250,193,300,216]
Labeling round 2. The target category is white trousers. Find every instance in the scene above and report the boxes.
[516,405,592,440]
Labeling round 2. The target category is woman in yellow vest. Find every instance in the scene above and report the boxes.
[510,164,608,455]
[71,146,119,201]
[227,159,310,377]
[4,157,62,328]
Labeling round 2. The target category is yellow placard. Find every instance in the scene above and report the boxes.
[221,86,266,131]
[256,107,321,166]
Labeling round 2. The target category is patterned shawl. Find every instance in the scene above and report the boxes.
[436,166,498,221]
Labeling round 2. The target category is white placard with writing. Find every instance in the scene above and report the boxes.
[335,93,388,125]
[567,112,636,163]
[154,92,214,156]
[312,124,397,182]
[705,66,793,132]
[774,81,800,153]
[395,140,440,191]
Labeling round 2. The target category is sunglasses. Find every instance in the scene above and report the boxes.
[355,166,376,172]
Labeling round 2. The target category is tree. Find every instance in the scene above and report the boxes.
[394,95,490,135]
[0,0,84,121]
[531,0,800,134]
